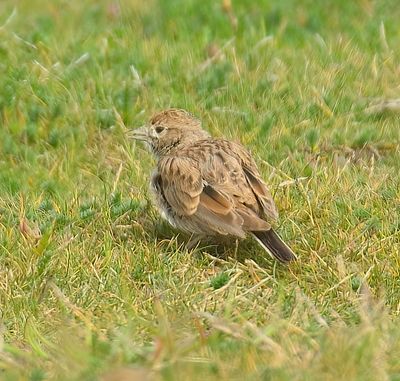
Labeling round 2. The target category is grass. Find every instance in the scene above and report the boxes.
[0,0,400,379]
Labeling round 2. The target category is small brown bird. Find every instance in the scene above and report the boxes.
[128,108,296,263]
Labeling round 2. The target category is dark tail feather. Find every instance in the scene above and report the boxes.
[251,229,296,263]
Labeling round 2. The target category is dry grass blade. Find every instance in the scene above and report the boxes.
[0,7,17,30]
[195,37,235,74]
[130,64,142,86]
[196,312,286,358]
[221,0,238,30]
[47,281,96,331]
[279,177,308,187]
[365,98,400,114]
[19,217,41,241]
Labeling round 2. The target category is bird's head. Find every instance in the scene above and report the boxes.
[127,108,209,155]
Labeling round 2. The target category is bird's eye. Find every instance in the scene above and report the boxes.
[155,126,164,134]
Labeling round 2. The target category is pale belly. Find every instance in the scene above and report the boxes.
[150,171,178,228]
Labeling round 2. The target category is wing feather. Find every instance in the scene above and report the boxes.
[157,142,278,238]
[158,156,246,237]
[227,141,278,221]
[243,167,279,221]
[159,157,203,216]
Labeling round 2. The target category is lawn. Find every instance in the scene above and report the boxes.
[0,0,400,380]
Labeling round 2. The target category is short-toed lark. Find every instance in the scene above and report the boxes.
[128,108,296,263]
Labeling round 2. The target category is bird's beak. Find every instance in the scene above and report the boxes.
[126,125,149,141]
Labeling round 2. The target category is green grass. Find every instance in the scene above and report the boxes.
[1,0,400,380]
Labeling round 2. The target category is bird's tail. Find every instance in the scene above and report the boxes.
[251,229,296,263]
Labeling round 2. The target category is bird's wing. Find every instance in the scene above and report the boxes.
[229,141,279,221]
[195,146,272,232]
[158,156,256,237]
[158,156,203,216]
[242,166,278,220]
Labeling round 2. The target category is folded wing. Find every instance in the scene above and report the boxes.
[158,156,270,237]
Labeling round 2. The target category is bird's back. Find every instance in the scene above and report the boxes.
[168,138,277,222]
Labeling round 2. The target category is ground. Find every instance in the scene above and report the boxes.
[0,0,399,380]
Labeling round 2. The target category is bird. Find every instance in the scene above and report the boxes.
[128,108,296,263]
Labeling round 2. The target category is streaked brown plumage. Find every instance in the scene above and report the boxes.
[128,108,296,263]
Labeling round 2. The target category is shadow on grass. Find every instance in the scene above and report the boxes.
[149,218,284,270]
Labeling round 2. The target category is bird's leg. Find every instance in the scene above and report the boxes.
[234,238,239,259]
[186,234,205,251]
